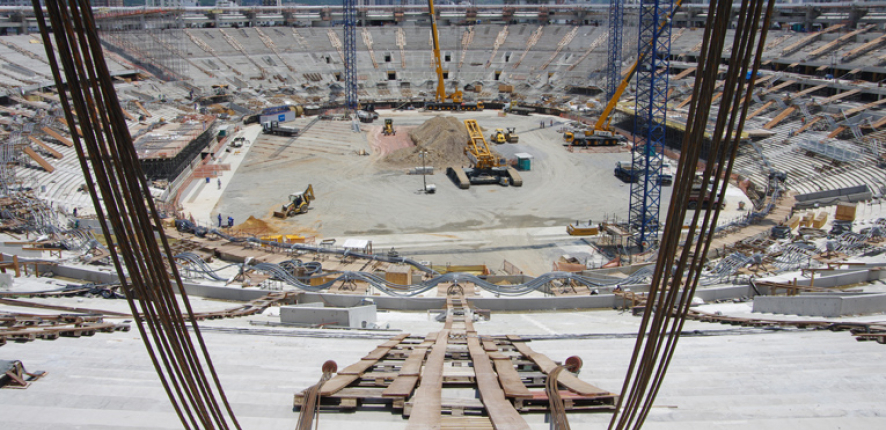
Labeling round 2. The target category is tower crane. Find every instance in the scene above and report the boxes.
[629,0,675,250]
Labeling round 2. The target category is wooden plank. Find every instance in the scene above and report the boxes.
[673,66,696,80]
[843,97,886,117]
[676,94,692,110]
[467,336,530,430]
[781,24,844,56]
[319,374,360,396]
[441,416,493,430]
[22,147,54,173]
[406,329,449,430]
[398,347,429,376]
[27,136,63,159]
[827,126,846,139]
[41,127,73,147]
[797,116,822,133]
[491,356,532,399]
[135,100,152,117]
[746,100,775,120]
[383,375,420,398]
[763,105,798,130]
[364,347,392,361]
[806,25,874,60]
[338,359,377,376]
[511,342,610,397]
[787,84,827,100]
[759,79,796,96]
[818,88,860,105]
[56,116,83,136]
[482,340,498,352]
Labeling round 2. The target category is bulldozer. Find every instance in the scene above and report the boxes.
[273,184,315,218]
[382,118,396,136]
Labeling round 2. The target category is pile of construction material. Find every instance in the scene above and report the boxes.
[384,116,498,168]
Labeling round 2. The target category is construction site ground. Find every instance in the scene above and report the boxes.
[179,110,750,276]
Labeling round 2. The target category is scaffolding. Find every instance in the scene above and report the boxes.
[95,11,187,81]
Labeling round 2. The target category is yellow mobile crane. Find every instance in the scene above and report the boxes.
[447,120,522,189]
[425,0,482,111]
[565,0,686,148]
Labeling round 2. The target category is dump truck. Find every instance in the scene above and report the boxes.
[273,184,315,218]
[262,121,299,137]
[382,118,396,136]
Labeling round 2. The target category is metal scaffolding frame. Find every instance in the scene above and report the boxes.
[629,0,672,250]
[95,11,187,81]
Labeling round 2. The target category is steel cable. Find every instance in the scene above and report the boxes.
[31,1,240,428]
[610,0,777,429]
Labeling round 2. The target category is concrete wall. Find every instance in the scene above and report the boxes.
[753,293,886,317]
[760,269,886,291]
[1,246,43,259]
[280,304,377,328]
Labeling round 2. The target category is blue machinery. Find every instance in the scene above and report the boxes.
[606,0,624,101]
[629,0,672,250]
[343,0,358,112]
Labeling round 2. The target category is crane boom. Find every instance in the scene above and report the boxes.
[426,0,465,106]
[464,119,499,169]
[594,0,686,133]
[428,0,446,103]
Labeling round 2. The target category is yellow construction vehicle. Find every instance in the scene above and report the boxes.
[490,128,507,144]
[382,118,396,136]
[423,0,482,111]
[504,127,519,143]
[567,0,687,148]
[447,120,522,189]
[273,184,315,218]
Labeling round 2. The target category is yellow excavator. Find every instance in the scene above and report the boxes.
[424,0,482,111]
[273,184,315,218]
[565,0,686,148]
[447,120,522,189]
[382,118,396,136]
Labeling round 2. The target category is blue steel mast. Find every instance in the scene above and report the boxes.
[606,0,624,101]
[629,0,672,250]
[343,0,358,112]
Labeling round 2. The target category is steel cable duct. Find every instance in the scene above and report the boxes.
[610,0,777,429]
[173,235,749,297]
[32,1,240,428]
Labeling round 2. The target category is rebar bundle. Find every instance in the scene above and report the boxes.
[31,1,238,429]
[610,0,777,428]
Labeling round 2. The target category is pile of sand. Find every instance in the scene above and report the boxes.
[384,116,485,168]
[235,215,276,235]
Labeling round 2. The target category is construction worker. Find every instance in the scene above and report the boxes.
[227,216,234,228]
[217,178,221,190]
[217,213,222,227]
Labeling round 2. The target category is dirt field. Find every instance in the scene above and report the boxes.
[213,109,687,275]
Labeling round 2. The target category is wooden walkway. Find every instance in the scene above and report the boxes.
[294,297,618,428]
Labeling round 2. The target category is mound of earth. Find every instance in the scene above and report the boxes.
[235,215,276,235]
[383,116,497,168]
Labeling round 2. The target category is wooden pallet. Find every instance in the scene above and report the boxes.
[293,298,619,427]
